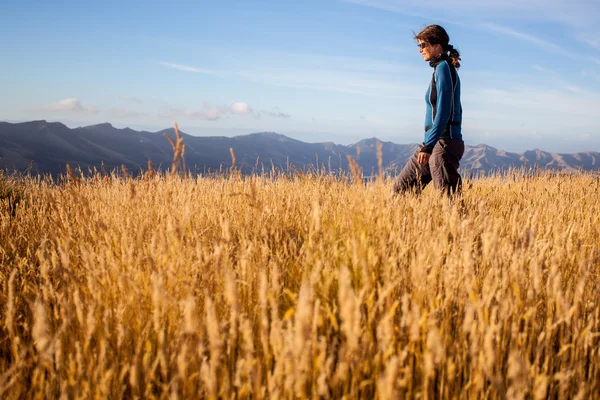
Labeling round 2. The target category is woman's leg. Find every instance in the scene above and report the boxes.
[393,146,433,194]
[430,139,465,196]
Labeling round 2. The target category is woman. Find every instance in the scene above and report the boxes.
[394,25,464,196]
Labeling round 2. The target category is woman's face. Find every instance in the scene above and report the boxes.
[418,40,442,62]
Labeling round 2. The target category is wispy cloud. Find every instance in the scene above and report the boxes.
[532,65,551,74]
[161,104,223,121]
[160,102,291,121]
[260,110,291,119]
[164,48,422,99]
[109,108,148,118]
[342,0,599,66]
[341,0,600,28]
[575,34,600,50]
[480,23,577,58]
[532,64,586,93]
[563,85,585,94]
[581,69,600,84]
[237,64,422,99]
[37,98,99,114]
[159,62,217,75]
[119,96,143,104]
[469,85,600,119]
[341,0,437,20]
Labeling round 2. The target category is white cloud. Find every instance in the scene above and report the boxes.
[230,103,291,118]
[231,102,253,116]
[161,104,225,121]
[160,102,290,121]
[204,105,222,120]
[159,62,217,75]
[38,98,98,114]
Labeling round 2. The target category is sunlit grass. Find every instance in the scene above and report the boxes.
[0,168,599,398]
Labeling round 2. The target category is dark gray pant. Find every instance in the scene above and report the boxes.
[393,138,465,196]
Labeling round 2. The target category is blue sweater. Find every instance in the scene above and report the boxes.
[422,60,462,153]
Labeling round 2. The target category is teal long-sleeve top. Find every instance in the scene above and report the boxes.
[421,59,462,154]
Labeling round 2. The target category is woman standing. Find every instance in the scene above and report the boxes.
[394,25,464,196]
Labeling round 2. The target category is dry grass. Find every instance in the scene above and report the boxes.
[0,168,599,399]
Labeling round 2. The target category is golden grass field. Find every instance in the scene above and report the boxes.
[0,166,599,399]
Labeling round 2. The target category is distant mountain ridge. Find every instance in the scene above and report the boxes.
[0,120,598,177]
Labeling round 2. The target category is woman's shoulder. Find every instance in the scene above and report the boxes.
[434,60,453,79]
[435,60,451,72]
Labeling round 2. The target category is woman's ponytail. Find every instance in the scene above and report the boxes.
[446,44,461,69]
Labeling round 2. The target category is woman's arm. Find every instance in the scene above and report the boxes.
[421,61,454,154]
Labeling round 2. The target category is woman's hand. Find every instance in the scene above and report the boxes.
[418,152,431,165]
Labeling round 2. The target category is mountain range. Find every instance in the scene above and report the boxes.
[1,120,598,177]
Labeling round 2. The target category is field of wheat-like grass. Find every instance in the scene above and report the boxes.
[0,169,599,399]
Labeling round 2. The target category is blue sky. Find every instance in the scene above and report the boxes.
[1,0,599,152]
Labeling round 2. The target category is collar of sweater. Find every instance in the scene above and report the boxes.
[429,53,449,68]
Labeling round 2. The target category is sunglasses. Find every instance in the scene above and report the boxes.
[417,42,430,49]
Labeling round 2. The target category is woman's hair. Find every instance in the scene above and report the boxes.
[414,24,461,69]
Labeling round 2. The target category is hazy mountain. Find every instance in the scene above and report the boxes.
[1,120,598,177]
